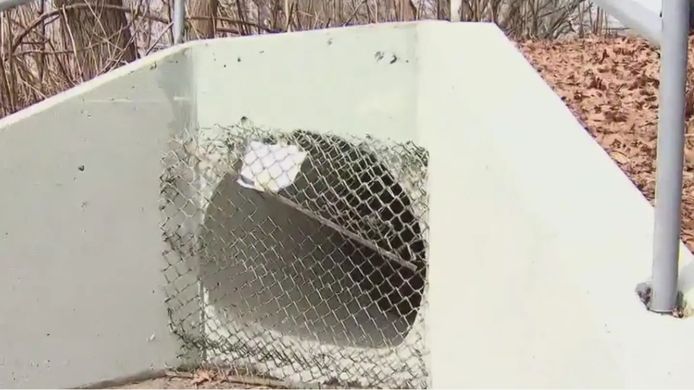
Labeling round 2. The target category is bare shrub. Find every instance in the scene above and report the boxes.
[0,0,172,116]
[449,0,612,40]
[0,0,609,118]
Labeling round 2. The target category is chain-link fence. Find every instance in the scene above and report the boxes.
[160,118,430,388]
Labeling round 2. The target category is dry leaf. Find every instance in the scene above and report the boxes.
[611,151,629,165]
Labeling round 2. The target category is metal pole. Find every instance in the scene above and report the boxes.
[173,0,185,44]
[650,0,690,313]
[591,0,662,46]
[450,0,461,22]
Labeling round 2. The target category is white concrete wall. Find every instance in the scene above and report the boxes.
[0,46,195,388]
[418,22,694,387]
[193,22,420,143]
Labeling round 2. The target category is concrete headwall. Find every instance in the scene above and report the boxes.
[3,20,694,389]
[0,45,195,388]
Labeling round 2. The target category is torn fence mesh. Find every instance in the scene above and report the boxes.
[160,120,430,388]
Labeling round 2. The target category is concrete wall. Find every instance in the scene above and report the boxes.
[187,21,694,387]
[418,22,694,387]
[0,45,195,388]
[194,22,420,143]
[3,20,694,389]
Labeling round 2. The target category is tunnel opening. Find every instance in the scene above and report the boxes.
[195,126,429,351]
[161,120,429,386]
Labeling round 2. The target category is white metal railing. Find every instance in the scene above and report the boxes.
[172,0,185,44]
[592,0,662,45]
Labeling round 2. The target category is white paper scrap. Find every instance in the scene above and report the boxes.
[237,140,308,193]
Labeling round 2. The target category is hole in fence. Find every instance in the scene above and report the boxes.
[197,130,427,350]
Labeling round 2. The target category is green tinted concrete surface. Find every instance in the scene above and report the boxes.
[1,20,694,388]
[0,46,196,388]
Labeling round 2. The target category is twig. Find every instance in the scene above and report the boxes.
[343,0,368,26]
[4,9,17,113]
[60,6,84,82]
[145,21,173,55]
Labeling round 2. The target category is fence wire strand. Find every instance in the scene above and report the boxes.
[160,119,430,388]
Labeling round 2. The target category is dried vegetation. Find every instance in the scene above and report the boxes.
[0,0,605,117]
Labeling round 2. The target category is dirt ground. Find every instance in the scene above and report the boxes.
[518,35,694,251]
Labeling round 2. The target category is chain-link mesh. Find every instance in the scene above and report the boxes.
[160,118,430,388]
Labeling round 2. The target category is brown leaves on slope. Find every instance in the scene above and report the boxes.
[519,36,694,250]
